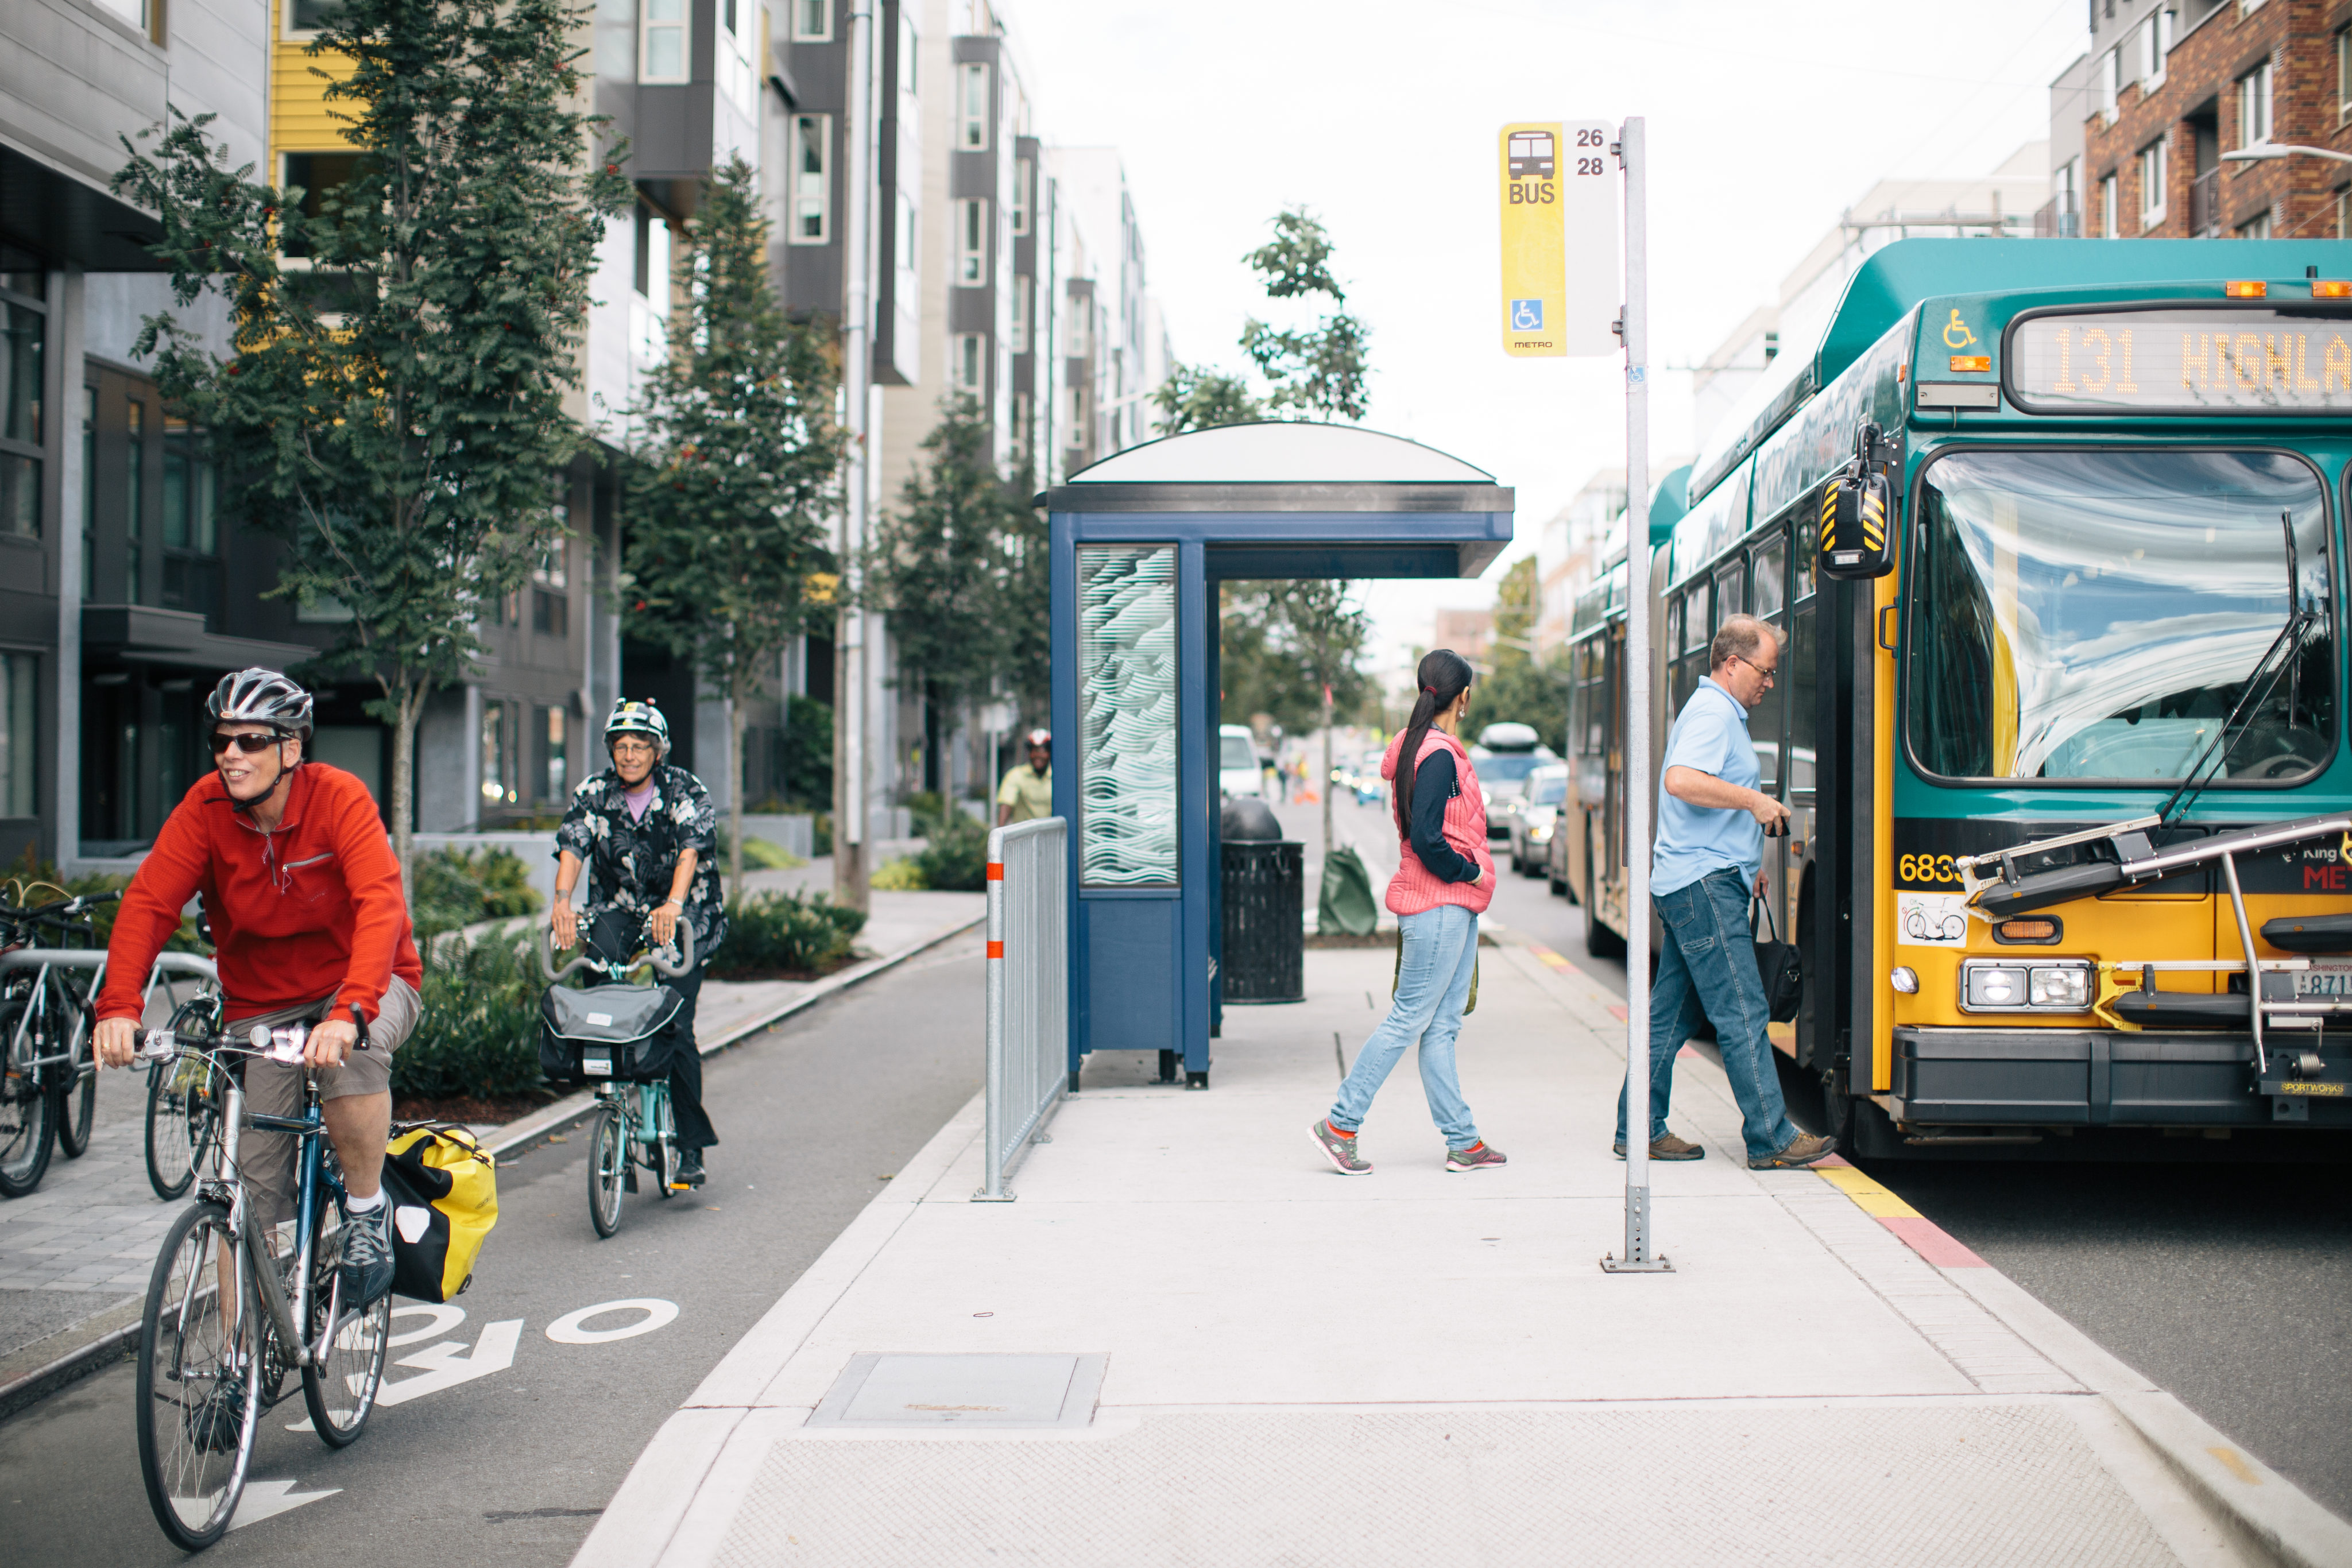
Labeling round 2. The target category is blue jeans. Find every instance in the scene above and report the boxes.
[1328,904,1483,1149]
[1614,867,1799,1162]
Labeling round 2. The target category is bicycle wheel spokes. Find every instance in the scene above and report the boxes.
[587,1106,625,1238]
[55,1033,95,1159]
[136,1202,261,1550]
[145,1057,218,1202]
[303,1213,390,1446]
[0,1059,55,1197]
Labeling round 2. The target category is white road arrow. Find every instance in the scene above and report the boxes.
[374,1318,523,1407]
[228,1478,342,1531]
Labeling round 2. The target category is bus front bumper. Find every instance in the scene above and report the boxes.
[1890,1027,2351,1128]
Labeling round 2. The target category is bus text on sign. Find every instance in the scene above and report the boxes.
[2007,307,2352,413]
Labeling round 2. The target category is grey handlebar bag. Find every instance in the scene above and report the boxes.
[540,978,685,1084]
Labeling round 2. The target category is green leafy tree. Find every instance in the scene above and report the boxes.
[1152,365,1263,435]
[112,0,629,886]
[624,154,843,895]
[1240,208,1371,421]
[1463,556,1570,752]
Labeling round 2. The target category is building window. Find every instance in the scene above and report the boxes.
[953,333,986,394]
[0,266,44,541]
[632,202,672,363]
[532,588,567,636]
[1066,385,1086,441]
[895,192,918,281]
[640,0,688,84]
[285,0,340,36]
[2139,138,2167,229]
[1066,296,1090,357]
[958,62,990,150]
[2099,172,2119,238]
[897,13,918,96]
[2238,210,2273,239]
[161,415,220,623]
[717,0,755,115]
[2140,9,2172,90]
[94,0,162,42]
[790,0,831,42]
[81,388,95,598]
[2098,48,2120,122]
[790,115,831,244]
[535,706,568,801]
[1010,274,1030,353]
[0,652,32,816]
[480,702,515,808]
[2238,61,2272,150]
[956,198,988,285]
[2336,29,2350,123]
[1011,157,1032,237]
[2339,188,2350,238]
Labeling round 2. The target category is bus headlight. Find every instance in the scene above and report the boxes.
[1960,958,2090,1012]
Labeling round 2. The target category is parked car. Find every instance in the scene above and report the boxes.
[1219,724,1263,799]
[1508,764,1569,875]
[1471,722,1558,841]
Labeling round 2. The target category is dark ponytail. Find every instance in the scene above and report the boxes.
[1392,648,1475,839]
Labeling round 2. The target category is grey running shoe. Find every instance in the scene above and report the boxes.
[1445,1141,1507,1172]
[1310,1118,1371,1175]
[188,1370,247,1453]
[1748,1132,1839,1170]
[339,1202,395,1307]
[1612,1133,1707,1161]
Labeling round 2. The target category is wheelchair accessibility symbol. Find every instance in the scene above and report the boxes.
[1510,299,1544,331]
[1942,309,1977,350]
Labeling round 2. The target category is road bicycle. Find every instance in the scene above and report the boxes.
[130,1012,392,1551]
[0,891,121,1197]
[539,924,695,1239]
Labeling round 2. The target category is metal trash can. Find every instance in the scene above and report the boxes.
[1221,839,1304,1004]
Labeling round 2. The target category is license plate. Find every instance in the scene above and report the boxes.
[2291,961,2352,998]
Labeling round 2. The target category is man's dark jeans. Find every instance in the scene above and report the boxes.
[586,909,718,1152]
[1612,866,1798,1162]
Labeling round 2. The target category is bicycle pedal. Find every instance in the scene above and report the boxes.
[623,1167,639,1193]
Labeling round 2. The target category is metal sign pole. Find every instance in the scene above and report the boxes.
[1603,115,1668,1273]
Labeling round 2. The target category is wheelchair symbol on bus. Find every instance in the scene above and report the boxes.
[1510,299,1544,331]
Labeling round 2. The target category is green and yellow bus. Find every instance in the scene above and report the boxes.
[1562,238,2352,1154]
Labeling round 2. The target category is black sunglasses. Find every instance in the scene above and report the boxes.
[210,731,286,756]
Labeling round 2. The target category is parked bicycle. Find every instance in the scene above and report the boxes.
[537,923,695,1238]
[129,1011,390,1551]
[0,890,122,1196]
[145,990,227,1201]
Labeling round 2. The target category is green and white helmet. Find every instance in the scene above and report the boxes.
[604,698,670,759]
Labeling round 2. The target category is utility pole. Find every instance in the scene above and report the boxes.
[834,0,876,913]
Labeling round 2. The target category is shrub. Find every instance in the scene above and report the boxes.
[412,846,544,939]
[871,857,926,890]
[914,812,989,892]
[713,827,805,870]
[709,889,866,978]
[397,930,547,1101]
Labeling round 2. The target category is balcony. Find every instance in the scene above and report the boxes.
[2191,169,2221,237]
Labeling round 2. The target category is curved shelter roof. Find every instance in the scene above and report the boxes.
[1045,421,1512,580]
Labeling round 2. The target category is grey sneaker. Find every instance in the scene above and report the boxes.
[187,1368,248,1453]
[1748,1132,1839,1170]
[1310,1119,1372,1175]
[1445,1141,1507,1172]
[1612,1133,1707,1161]
[339,1202,395,1307]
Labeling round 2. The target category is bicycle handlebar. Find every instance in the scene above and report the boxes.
[537,920,693,983]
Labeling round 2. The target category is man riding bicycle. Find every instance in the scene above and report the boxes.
[94,668,421,1309]
[551,699,725,1186]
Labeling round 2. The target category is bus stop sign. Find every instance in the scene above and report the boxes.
[1499,121,1618,358]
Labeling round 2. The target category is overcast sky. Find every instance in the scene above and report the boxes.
[1007,0,2092,670]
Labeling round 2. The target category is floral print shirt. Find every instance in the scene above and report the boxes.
[555,764,726,967]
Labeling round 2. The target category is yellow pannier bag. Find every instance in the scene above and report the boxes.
[380,1123,498,1303]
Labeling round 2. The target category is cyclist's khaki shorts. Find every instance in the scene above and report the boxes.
[234,979,420,1226]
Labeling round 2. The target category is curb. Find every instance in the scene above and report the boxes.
[0,911,985,1427]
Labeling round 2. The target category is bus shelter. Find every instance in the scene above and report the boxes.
[1046,423,1514,1087]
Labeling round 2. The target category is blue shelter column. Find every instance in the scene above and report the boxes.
[1178,540,1210,1082]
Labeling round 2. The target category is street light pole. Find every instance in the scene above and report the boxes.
[2221,143,2352,167]
[834,0,876,913]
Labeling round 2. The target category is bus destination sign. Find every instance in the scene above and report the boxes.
[2007,308,2352,414]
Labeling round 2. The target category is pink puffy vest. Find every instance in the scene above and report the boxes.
[1380,726,1495,917]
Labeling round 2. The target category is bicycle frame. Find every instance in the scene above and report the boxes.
[199,1048,348,1373]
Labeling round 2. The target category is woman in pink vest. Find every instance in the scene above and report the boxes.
[1310,650,1506,1174]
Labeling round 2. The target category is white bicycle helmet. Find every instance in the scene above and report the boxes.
[605,699,670,759]
[206,668,314,741]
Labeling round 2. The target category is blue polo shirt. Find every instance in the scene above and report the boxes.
[1652,676,1762,897]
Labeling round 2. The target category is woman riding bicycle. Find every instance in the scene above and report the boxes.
[551,699,726,1187]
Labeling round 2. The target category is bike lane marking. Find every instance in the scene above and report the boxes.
[546,1298,678,1345]
[228,1478,341,1530]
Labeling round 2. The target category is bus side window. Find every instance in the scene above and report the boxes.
[1753,541,1786,620]
[1789,597,1817,796]
[1714,560,1744,626]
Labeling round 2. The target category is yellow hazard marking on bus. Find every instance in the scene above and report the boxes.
[1943,309,1977,350]
[1812,1163,1921,1219]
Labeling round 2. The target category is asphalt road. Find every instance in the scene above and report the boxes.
[0,933,987,1566]
[1279,788,2352,1521]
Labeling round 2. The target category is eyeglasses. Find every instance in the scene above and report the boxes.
[610,739,657,756]
[1729,654,1778,684]
[210,731,285,756]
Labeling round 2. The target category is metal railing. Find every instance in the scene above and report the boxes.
[973,817,1067,1201]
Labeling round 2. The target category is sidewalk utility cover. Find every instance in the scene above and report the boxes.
[807,1353,1107,1427]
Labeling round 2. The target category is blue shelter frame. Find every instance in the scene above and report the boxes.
[1046,424,1514,1088]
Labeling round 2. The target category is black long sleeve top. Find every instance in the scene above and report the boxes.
[1403,748,1480,884]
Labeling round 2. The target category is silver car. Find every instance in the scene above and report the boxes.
[1507,764,1569,875]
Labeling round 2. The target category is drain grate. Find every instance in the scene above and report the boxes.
[807,1353,1108,1428]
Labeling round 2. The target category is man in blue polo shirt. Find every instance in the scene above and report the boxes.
[1616,613,1837,1170]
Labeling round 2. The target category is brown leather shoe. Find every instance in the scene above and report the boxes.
[1748,1132,1838,1170]
[1612,1133,1707,1161]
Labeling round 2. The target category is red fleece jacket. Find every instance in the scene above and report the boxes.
[98,762,422,1025]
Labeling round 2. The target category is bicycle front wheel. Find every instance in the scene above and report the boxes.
[0,1001,55,1198]
[587,1106,626,1238]
[301,1207,390,1446]
[136,1201,261,1551]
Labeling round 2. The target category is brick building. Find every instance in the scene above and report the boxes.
[2063,0,2351,241]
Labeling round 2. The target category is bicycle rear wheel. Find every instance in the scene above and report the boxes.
[587,1106,626,1237]
[301,1207,390,1446]
[136,1201,261,1551]
[0,1001,53,1198]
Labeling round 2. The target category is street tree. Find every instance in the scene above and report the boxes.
[1269,579,1369,855]
[1240,208,1371,422]
[623,154,842,896]
[113,0,629,888]
[1463,556,1569,751]
[1152,365,1263,435]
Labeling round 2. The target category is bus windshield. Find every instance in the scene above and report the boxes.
[1907,449,2332,784]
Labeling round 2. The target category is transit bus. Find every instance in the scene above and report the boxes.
[1558,238,2352,1155]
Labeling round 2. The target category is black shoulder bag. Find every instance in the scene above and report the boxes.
[1751,893,1803,1024]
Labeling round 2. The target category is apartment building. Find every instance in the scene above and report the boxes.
[2057,0,2351,240]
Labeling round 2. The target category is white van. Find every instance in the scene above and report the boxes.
[1219,724,1264,799]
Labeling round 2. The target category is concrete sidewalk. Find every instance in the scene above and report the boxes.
[577,937,2352,1568]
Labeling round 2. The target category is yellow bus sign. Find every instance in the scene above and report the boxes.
[1500,120,1618,358]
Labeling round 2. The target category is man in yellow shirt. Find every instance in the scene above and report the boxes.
[996,729,1053,824]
